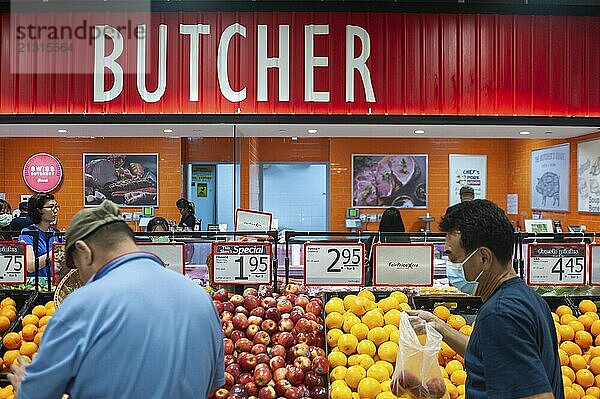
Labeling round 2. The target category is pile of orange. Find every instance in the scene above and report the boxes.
[1,301,54,371]
[0,385,14,399]
[0,297,18,335]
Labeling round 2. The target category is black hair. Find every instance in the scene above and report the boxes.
[0,200,11,214]
[146,217,169,232]
[176,198,194,214]
[18,201,28,212]
[28,193,56,224]
[379,207,405,232]
[439,199,514,264]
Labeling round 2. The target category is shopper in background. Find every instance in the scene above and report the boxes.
[0,199,12,240]
[10,201,33,234]
[176,198,197,229]
[9,200,224,398]
[146,216,170,242]
[19,193,61,279]
[396,200,562,399]
[459,185,475,202]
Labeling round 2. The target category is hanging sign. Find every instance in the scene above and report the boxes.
[303,242,364,286]
[0,242,26,284]
[235,209,273,231]
[527,244,586,286]
[138,242,185,275]
[588,244,600,286]
[212,242,272,285]
[23,153,63,193]
[373,243,434,286]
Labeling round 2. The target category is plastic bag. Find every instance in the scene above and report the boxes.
[391,312,450,399]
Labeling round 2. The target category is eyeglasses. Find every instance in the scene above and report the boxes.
[42,205,60,211]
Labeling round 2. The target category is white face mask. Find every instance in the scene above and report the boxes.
[446,248,483,295]
[0,214,12,227]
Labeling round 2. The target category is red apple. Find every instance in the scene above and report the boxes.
[285,366,305,385]
[286,294,297,304]
[243,288,258,297]
[425,378,447,399]
[275,332,294,348]
[303,371,322,388]
[290,343,310,359]
[236,338,253,353]
[244,295,261,311]
[245,381,259,397]
[230,330,246,343]
[254,366,273,387]
[305,300,322,315]
[294,318,312,333]
[256,353,270,365]
[224,355,236,367]
[251,343,267,355]
[213,289,229,302]
[274,380,292,396]
[238,352,258,372]
[309,346,326,360]
[235,306,249,316]
[261,319,278,334]
[224,371,235,389]
[293,356,312,372]
[289,308,305,324]
[273,366,288,382]
[226,363,242,380]
[277,298,293,314]
[270,355,286,371]
[253,331,271,346]
[311,356,329,375]
[223,338,235,355]
[285,386,302,399]
[259,287,272,297]
[214,388,229,399]
[264,307,281,322]
[304,312,317,323]
[278,319,294,332]
[284,284,300,295]
[246,324,260,340]
[248,315,263,325]
[223,301,235,314]
[213,300,224,314]
[250,307,265,318]
[258,386,277,399]
[237,373,254,385]
[312,335,324,348]
[394,370,421,390]
[262,297,277,309]
[269,344,287,358]
[310,387,327,399]
[230,294,244,306]
[294,295,310,309]
[297,385,310,398]
[232,313,249,330]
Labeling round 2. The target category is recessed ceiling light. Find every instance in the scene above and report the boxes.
[279,129,287,134]
[57,129,67,133]
[544,131,553,135]
[414,130,425,134]
[163,129,173,133]
[291,136,298,141]
[519,131,531,135]
[307,129,318,134]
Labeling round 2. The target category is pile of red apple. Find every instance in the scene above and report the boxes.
[210,284,329,399]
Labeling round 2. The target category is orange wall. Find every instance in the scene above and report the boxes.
[0,137,182,231]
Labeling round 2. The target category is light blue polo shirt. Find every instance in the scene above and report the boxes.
[18,252,224,399]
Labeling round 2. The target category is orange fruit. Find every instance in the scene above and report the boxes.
[570,321,586,333]
[21,324,38,342]
[450,370,467,385]
[19,342,38,357]
[552,312,560,322]
[445,359,464,376]
[562,341,584,356]
[357,377,381,399]
[560,325,576,341]
[440,341,456,358]
[565,386,580,399]
[586,386,600,397]
[38,316,51,328]
[33,331,43,346]
[564,365,577,382]
[0,298,16,308]
[578,369,596,389]
[590,346,600,359]
[576,331,594,350]
[558,305,574,317]
[31,305,46,319]
[22,314,39,327]
[433,306,451,322]
[570,354,588,371]
[574,383,586,398]
[0,308,16,321]
[562,314,578,325]
[582,395,596,399]
[586,312,599,322]
[590,357,600,374]
[45,306,55,316]
[2,332,21,350]
[2,350,19,367]
[459,325,473,336]
[592,321,600,337]
[580,300,598,314]
[377,342,398,363]
[595,374,600,388]
[564,374,573,388]
[0,316,10,333]
[559,349,570,366]
[447,315,466,330]
[580,315,595,331]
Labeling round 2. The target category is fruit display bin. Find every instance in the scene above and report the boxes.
[412,296,482,325]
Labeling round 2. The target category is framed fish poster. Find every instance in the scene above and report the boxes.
[83,154,159,207]
[352,155,428,208]
[530,144,569,212]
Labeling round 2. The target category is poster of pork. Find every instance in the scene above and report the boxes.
[530,144,569,212]
[83,154,158,207]
[352,155,427,208]
[578,138,600,213]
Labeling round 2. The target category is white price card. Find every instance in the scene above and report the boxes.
[212,242,272,285]
[138,243,185,275]
[0,242,26,284]
[373,243,434,286]
[303,242,364,286]
[589,244,600,286]
[527,244,586,286]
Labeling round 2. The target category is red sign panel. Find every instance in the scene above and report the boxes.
[23,153,64,193]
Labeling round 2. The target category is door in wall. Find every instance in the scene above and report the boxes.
[261,163,328,231]
[188,165,216,227]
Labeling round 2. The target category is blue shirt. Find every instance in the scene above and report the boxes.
[18,252,224,399]
[465,277,564,399]
[19,226,60,277]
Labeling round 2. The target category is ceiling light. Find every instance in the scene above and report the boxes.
[57,129,67,133]
[414,129,425,134]
[519,131,530,135]
[163,129,173,133]
[291,136,298,141]
[279,129,287,134]
[544,131,553,135]
[307,129,318,134]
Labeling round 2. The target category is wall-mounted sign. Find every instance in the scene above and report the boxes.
[530,144,570,212]
[449,154,487,206]
[577,138,600,213]
[22,153,63,193]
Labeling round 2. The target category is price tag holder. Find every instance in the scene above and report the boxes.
[527,243,586,286]
[0,241,26,285]
[303,242,364,286]
[373,243,434,286]
[212,242,272,285]
[589,244,600,286]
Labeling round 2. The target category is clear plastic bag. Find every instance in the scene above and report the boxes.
[391,312,450,399]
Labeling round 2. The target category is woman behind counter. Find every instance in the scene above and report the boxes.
[19,193,61,280]
[176,198,197,229]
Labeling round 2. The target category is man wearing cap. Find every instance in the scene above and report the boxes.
[9,200,224,398]
[459,185,475,202]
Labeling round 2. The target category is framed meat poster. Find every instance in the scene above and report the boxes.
[83,154,159,207]
[530,144,569,212]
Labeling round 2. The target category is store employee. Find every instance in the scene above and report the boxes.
[176,198,197,229]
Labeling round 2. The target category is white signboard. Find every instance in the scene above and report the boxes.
[449,154,487,206]
[578,138,600,213]
[212,242,272,285]
[527,244,586,286]
[235,209,273,231]
[373,243,434,286]
[138,243,185,274]
[589,245,600,286]
[303,243,364,286]
[530,144,570,212]
[507,194,518,215]
[0,242,26,284]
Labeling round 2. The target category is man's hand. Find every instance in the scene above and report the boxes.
[8,356,29,396]
[407,310,444,331]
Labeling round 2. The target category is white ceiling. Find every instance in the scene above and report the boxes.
[0,123,597,139]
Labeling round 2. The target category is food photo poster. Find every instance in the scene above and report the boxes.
[578,138,600,213]
[83,154,159,207]
[530,144,569,212]
[352,155,427,208]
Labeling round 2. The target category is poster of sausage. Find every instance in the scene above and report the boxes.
[530,144,569,212]
[83,154,158,207]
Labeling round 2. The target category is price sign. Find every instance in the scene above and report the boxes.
[0,242,26,284]
[212,242,272,285]
[589,244,600,286]
[138,243,185,275]
[373,243,434,286]
[527,244,586,286]
[303,242,364,286]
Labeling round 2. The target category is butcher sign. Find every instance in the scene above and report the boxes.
[23,153,63,193]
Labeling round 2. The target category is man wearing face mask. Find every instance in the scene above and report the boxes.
[397,200,562,399]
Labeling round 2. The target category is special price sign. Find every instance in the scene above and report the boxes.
[303,242,364,286]
[372,243,434,286]
[527,244,586,286]
[0,242,26,284]
[212,242,272,285]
